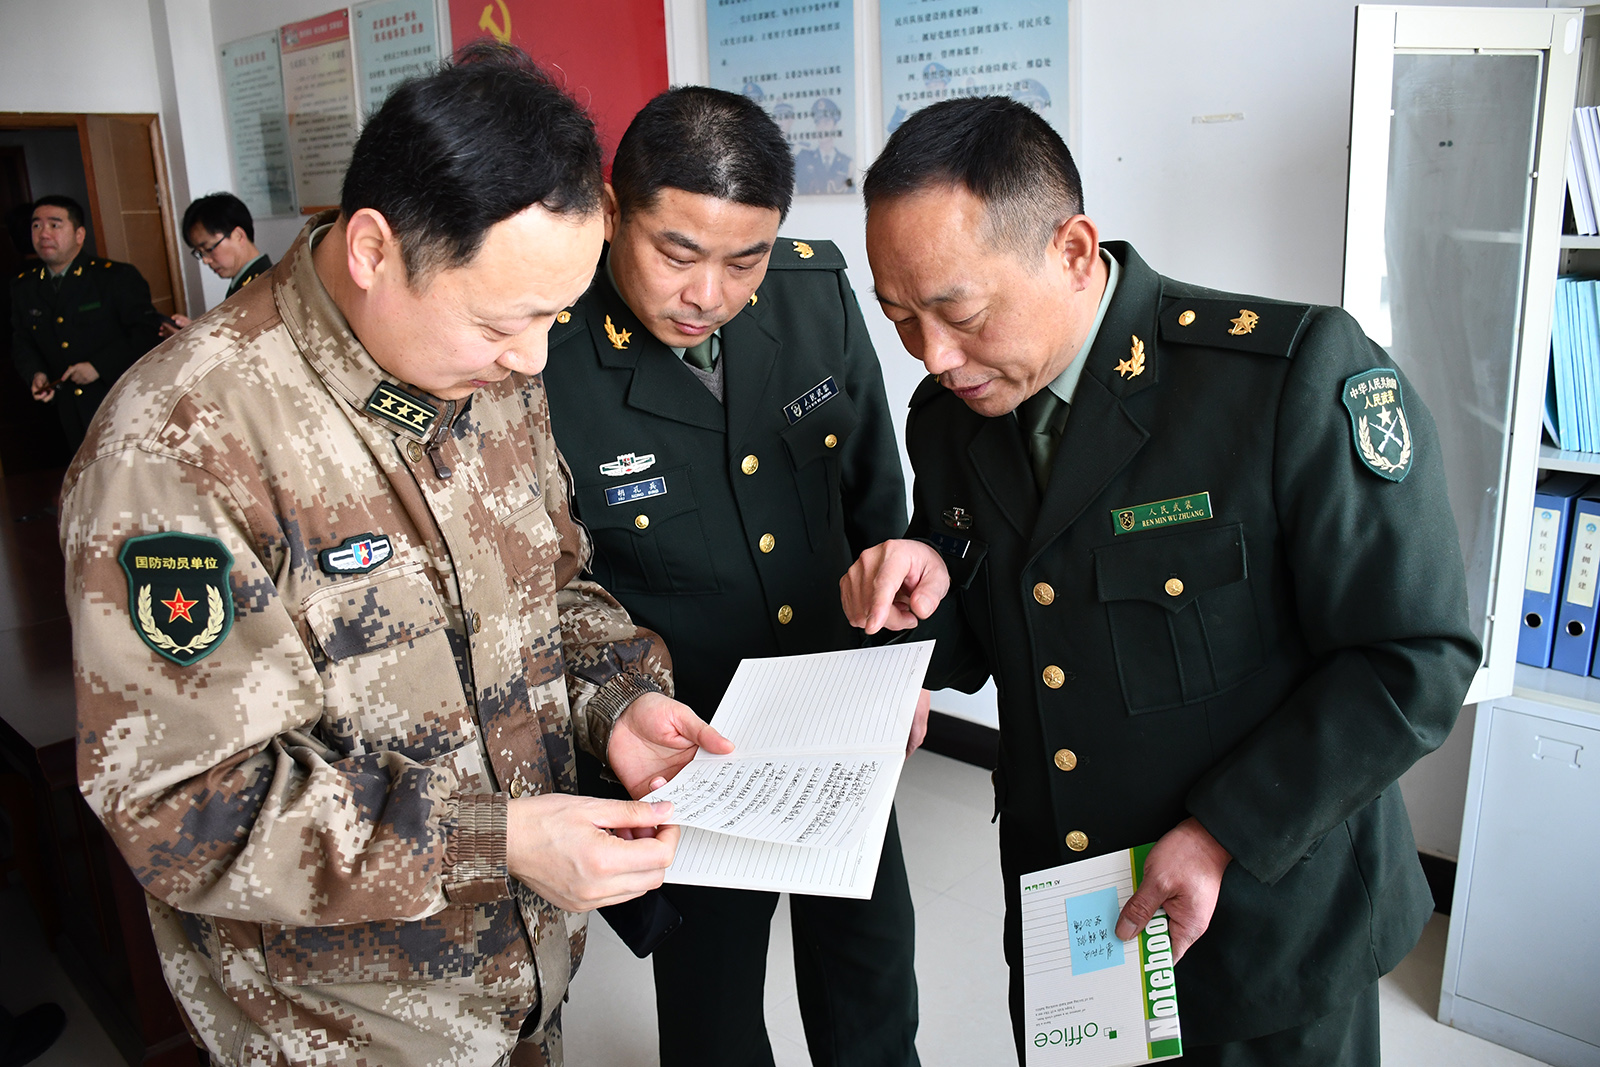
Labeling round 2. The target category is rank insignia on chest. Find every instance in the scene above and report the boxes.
[1111,492,1214,535]
[1342,369,1413,482]
[783,376,838,424]
[118,534,235,666]
[942,506,972,530]
[319,533,394,575]
[365,382,437,435]
[600,452,656,477]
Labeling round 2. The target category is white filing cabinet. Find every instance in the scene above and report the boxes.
[1442,687,1600,1066]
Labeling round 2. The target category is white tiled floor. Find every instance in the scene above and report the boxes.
[0,750,1552,1066]
[567,749,1551,1067]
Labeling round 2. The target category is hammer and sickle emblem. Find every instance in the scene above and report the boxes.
[479,0,512,42]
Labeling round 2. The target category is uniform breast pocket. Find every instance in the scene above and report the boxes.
[500,497,561,597]
[779,389,859,550]
[576,465,719,596]
[303,563,468,755]
[1093,523,1264,715]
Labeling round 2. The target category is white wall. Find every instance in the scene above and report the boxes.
[0,2,163,115]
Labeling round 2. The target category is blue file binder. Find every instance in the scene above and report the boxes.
[1518,473,1592,668]
[1551,489,1600,675]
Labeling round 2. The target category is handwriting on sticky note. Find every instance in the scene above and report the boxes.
[1065,886,1125,976]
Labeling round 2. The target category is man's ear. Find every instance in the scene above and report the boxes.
[602,183,620,244]
[1050,214,1101,293]
[345,208,398,292]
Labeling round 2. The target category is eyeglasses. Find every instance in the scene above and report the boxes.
[188,234,228,260]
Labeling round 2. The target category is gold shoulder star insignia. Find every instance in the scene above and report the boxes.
[1229,308,1259,336]
[604,315,632,350]
[793,241,815,259]
[1116,334,1146,379]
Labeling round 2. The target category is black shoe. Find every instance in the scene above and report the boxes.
[0,1003,66,1067]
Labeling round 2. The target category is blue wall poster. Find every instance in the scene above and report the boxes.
[354,0,444,119]
[707,0,857,196]
[878,0,1066,139]
[220,32,297,218]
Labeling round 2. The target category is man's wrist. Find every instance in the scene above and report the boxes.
[587,670,664,764]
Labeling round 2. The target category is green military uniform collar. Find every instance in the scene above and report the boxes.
[602,248,722,365]
[274,211,452,442]
[1042,249,1120,407]
[226,253,272,297]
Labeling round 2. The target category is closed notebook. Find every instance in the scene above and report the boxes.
[1518,473,1592,668]
[1550,490,1600,675]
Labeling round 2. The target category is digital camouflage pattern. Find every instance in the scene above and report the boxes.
[61,215,673,1067]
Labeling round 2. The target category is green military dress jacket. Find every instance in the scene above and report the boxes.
[10,249,159,434]
[544,239,906,715]
[906,242,1480,1041]
[226,252,272,297]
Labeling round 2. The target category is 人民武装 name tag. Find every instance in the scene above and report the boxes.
[605,476,668,506]
[783,376,839,425]
[1112,493,1213,535]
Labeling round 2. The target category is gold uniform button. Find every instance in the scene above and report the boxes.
[55,316,63,324]
[471,610,482,633]
[1042,665,1065,688]
[405,440,425,463]
[741,454,759,475]
[1053,748,1078,772]
[1033,582,1055,605]
[824,433,838,448]
[509,781,526,798]
[635,514,650,530]
[777,605,793,625]
[556,310,571,323]
[1065,830,1089,852]
[1178,309,1197,326]
[759,533,775,553]
[1165,577,1184,597]
[59,341,68,349]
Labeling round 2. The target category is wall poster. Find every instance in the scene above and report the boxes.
[219,32,297,218]
[280,10,360,213]
[353,0,443,118]
[707,0,857,195]
[878,0,1067,138]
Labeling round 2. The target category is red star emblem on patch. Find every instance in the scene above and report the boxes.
[162,588,198,624]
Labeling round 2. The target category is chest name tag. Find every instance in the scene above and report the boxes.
[927,532,971,559]
[77,301,102,312]
[1112,492,1213,535]
[783,376,838,425]
[319,533,394,575]
[365,381,438,435]
[118,533,235,667]
[605,476,667,506]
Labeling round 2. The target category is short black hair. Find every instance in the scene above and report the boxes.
[33,195,85,230]
[611,86,794,223]
[863,96,1083,256]
[340,41,602,281]
[182,193,254,245]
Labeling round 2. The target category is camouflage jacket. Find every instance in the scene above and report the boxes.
[60,216,672,1065]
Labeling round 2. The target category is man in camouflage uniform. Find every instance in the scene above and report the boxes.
[60,47,727,1067]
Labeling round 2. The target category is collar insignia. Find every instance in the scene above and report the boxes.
[364,382,437,435]
[600,452,656,477]
[118,533,235,666]
[1115,335,1146,379]
[604,315,632,350]
[319,533,394,575]
[1228,309,1260,336]
[793,241,815,259]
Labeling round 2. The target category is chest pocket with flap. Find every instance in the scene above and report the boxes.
[779,388,859,551]
[575,465,719,596]
[1093,522,1263,715]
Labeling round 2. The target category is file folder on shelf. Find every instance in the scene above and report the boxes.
[1550,489,1600,675]
[1518,473,1592,668]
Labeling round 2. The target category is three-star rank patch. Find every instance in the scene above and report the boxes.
[119,534,235,666]
[365,382,437,435]
[1342,369,1413,482]
[319,533,393,575]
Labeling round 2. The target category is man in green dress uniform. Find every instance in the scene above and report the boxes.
[163,193,273,336]
[10,195,160,448]
[841,97,1480,1065]
[543,87,920,1067]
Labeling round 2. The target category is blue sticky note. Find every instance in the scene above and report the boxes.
[1065,886,1126,976]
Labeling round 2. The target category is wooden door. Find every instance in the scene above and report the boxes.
[83,115,186,318]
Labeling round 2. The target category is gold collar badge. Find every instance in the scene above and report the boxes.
[604,314,632,350]
[793,241,814,259]
[1229,309,1259,336]
[1116,335,1146,379]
